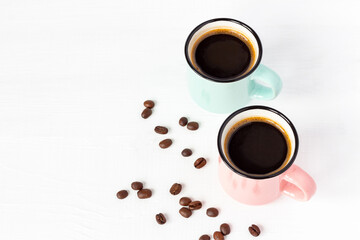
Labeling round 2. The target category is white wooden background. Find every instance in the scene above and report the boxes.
[1,0,359,239]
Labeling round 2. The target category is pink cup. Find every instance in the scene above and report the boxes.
[217,106,316,205]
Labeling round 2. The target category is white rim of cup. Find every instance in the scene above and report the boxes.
[217,105,299,179]
[184,18,263,83]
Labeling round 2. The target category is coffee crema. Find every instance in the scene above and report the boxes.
[191,29,256,81]
[224,117,291,176]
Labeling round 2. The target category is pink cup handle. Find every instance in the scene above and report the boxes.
[280,164,316,201]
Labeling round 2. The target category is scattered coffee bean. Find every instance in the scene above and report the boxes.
[154,126,168,134]
[194,157,207,169]
[179,207,192,218]
[189,200,202,210]
[137,189,152,199]
[213,231,224,240]
[181,148,192,157]
[199,234,210,240]
[159,139,172,149]
[249,224,261,237]
[141,108,152,119]
[155,213,166,225]
[220,223,231,236]
[179,117,188,126]
[116,190,128,199]
[170,183,182,195]
[206,207,219,217]
[187,121,199,130]
[179,197,192,206]
[144,100,155,109]
[131,181,143,191]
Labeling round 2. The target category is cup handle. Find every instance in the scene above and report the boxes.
[280,164,317,201]
[249,64,282,100]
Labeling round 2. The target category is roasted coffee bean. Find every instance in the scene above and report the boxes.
[141,108,152,119]
[179,117,188,126]
[206,207,219,217]
[137,189,152,199]
[116,190,128,199]
[187,121,199,130]
[181,148,192,157]
[194,157,207,169]
[154,126,168,134]
[249,224,261,237]
[159,139,172,148]
[199,234,210,240]
[179,197,192,206]
[170,183,182,195]
[131,181,143,191]
[220,223,231,235]
[179,207,192,218]
[189,200,202,210]
[155,213,166,225]
[213,231,224,240]
[144,100,155,109]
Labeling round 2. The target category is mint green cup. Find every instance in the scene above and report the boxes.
[185,18,282,114]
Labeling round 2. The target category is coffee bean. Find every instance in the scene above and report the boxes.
[155,213,166,225]
[179,197,192,206]
[206,207,219,217]
[213,231,224,240]
[179,207,192,218]
[187,121,199,130]
[141,108,152,119]
[179,117,188,126]
[131,181,143,191]
[181,148,192,157]
[194,157,207,169]
[170,183,182,195]
[159,139,172,148]
[154,126,168,134]
[220,223,231,235]
[137,189,152,199]
[189,200,202,210]
[116,190,128,199]
[144,100,155,109]
[249,224,261,237]
[199,234,210,240]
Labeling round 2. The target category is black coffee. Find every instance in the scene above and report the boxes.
[194,31,253,80]
[226,119,289,175]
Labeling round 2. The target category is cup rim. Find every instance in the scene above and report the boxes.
[184,18,263,83]
[217,105,299,179]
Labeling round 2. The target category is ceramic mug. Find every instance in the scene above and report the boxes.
[185,18,282,114]
[217,106,316,205]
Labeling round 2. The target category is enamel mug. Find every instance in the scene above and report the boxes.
[185,18,282,114]
[217,106,316,205]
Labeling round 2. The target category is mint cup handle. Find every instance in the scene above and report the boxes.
[249,64,282,100]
